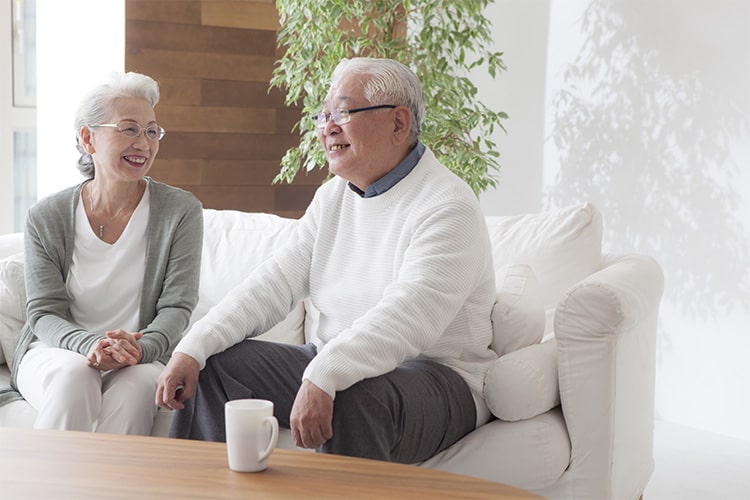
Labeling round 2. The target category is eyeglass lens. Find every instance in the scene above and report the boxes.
[314,109,350,128]
[119,122,164,140]
[313,104,397,129]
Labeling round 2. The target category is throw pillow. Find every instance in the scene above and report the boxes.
[484,203,603,336]
[0,253,27,366]
[490,264,545,357]
[484,339,560,421]
[190,210,305,344]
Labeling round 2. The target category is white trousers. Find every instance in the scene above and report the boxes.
[17,344,164,435]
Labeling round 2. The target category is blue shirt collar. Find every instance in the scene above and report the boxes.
[348,142,426,198]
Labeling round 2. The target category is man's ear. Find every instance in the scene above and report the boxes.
[392,106,412,145]
[80,126,95,154]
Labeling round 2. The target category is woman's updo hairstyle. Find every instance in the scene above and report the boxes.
[73,72,160,178]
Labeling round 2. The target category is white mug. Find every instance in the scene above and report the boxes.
[225,399,279,472]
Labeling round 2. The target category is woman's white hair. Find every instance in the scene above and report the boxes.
[332,57,425,146]
[73,72,160,178]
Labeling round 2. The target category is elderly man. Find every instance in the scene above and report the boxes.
[156,57,497,463]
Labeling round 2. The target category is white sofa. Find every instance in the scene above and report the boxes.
[0,203,663,500]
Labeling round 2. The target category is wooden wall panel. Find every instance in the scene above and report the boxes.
[125,0,316,218]
[127,0,201,24]
[128,20,276,56]
[156,106,276,134]
[201,1,280,31]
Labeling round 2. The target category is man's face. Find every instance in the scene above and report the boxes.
[317,73,398,190]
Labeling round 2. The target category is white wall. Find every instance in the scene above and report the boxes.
[36,0,124,199]
[478,0,750,441]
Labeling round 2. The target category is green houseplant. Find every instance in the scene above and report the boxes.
[270,0,507,195]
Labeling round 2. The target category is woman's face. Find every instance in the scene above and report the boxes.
[87,96,160,183]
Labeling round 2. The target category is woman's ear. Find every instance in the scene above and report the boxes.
[79,126,95,154]
[391,106,412,146]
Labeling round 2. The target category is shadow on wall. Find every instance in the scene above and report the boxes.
[545,0,750,328]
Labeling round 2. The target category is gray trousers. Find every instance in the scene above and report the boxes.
[170,339,476,464]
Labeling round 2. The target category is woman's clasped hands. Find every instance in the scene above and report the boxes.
[87,330,143,371]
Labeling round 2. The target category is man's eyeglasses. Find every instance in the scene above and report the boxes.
[95,121,166,141]
[313,104,397,129]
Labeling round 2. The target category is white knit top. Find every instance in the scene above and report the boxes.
[175,148,498,399]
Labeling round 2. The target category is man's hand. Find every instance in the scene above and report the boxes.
[155,352,200,410]
[290,380,334,449]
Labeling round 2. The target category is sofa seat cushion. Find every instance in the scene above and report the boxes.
[419,407,570,491]
[0,364,36,427]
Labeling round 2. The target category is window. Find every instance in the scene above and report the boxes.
[12,0,35,107]
[1,0,37,233]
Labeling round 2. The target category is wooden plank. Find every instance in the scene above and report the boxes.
[201,80,287,108]
[274,185,319,212]
[127,20,276,56]
[157,132,299,160]
[126,48,275,82]
[187,185,275,211]
[148,159,205,185]
[274,209,305,219]
[151,158,282,187]
[156,77,202,106]
[157,105,276,134]
[201,1,279,31]
[180,156,329,187]
[275,108,303,135]
[198,159,280,185]
[126,0,201,24]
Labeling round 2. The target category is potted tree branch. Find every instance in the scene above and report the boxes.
[270,0,507,195]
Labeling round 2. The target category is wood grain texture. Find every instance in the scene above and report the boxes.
[201,79,288,108]
[157,132,298,160]
[126,0,320,215]
[202,1,280,31]
[128,19,276,56]
[184,185,275,212]
[0,428,543,499]
[127,48,276,82]
[156,77,202,106]
[157,104,276,134]
[127,0,201,24]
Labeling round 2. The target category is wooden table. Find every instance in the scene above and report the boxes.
[0,427,542,499]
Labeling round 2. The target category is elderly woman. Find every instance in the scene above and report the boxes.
[8,72,202,435]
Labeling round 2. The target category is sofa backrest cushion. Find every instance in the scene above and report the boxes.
[490,264,545,357]
[192,209,305,344]
[0,233,23,261]
[0,253,26,366]
[485,203,603,336]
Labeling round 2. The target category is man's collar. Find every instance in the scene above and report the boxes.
[348,142,426,198]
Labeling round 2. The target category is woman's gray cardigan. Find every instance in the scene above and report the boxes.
[0,177,203,406]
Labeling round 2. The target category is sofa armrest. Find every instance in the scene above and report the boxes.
[554,253,663,500]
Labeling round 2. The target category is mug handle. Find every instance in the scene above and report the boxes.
[258,416,279,463]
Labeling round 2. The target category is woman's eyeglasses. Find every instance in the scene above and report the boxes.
[95,121,166,141]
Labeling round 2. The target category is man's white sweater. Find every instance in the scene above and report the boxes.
[175,148,497,399]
